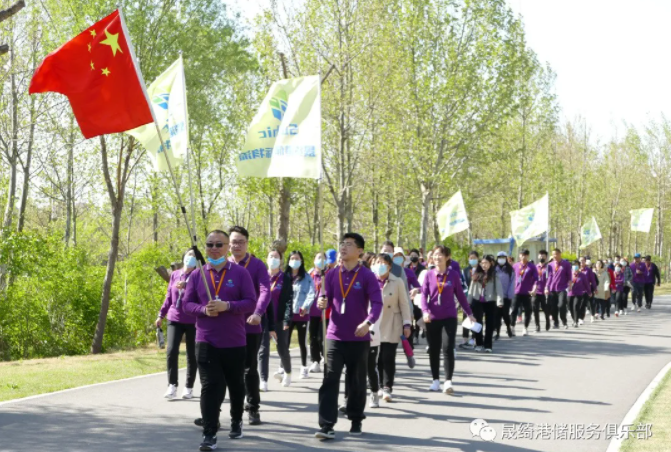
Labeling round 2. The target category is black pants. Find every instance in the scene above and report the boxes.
[344,344,379,399]
[471,301,497,349]
[569,295,586,323]
[258,315,270,382]
[588,296,597,316]
[244,333,262,412]
[166,321,197,388]
[532,294,550,330]
[412,305,423,346]
[616,291,626,311]
[196,343,246,436]
[462,302,473,340]
[511,294,532,328]
[623,286,631,309]
[426,317,457,381]
[377,342,398,391]
[289,320,308,367]
[632,283,644,307]
[309,316,324,363]
[319,340,369,427]
[644,283,655,307]
[549,291,568,326]
[496,298,512,335]
[596,298,608,318]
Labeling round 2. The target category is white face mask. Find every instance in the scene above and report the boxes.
[615,267,622,274]
[183,255,197,269]
[497,258,506,265]
[315,259,326,269]
[620,260,627,266]
[372,263,388,277]
[586,260,592,266]
[267,257,281,270]
[289,260,302,270]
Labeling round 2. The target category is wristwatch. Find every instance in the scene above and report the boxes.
[366,320,373,327]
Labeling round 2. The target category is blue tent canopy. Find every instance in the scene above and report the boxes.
[473,234,557,257]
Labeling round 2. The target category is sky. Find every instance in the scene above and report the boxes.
[232,0,671,144]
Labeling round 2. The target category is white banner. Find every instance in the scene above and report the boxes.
[510,193,549,245]
[436,190,469,239]
[580,216,602,249]
[630,208,654,233]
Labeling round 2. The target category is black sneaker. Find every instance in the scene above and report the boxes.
[199,435,217,451]
[338,404,347,414]
[194,418,220,430]
[315,425,335,440]
[553,323,559,329]
[229,420,243,439]
[248,410,261,426]
[494,332,500,341]
[350,421,362,436]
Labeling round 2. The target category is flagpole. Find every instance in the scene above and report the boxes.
[179,52,197,240]
[546,192,550,254]
[118,7,212,302]
[317,64,327,370]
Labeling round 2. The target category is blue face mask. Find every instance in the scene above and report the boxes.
[289,260,302,270]
[469,259,478,267]
[393,256,404,266]
[572,265,579,272]
[208,256,227,266]
[183,255,197,269]
[373,263,388,276]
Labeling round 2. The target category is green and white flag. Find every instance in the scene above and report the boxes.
[630,208,654,233]
[436,190,469,239]
[510,193,549,245]
[127,56,188,171]
[580,216,602,249]
[237,75,321,179]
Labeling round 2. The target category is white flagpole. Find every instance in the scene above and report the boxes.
[118,7,212,301]
[546,192,550,253]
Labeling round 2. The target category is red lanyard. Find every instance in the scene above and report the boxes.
[338,265,360,314]
[436,269,449,305]
[209,267,227,299]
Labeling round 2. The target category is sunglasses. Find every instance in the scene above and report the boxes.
[206,242,227,248]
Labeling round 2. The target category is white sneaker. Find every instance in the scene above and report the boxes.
[578,319,584,325]
[164,384,177,400]
[586,309,590,315]
[443,380,454,395]
[467,338,475,346]
[522,328,528,336]
[369,392,380,408]
[637,308,641,312]
[631,306,635,311]
[300,367,309,379]
[624,310,628,315]
[260,380,269,392]
[474,346,483,352]
[273,368,285,382]
[429,380,441,392]
[484,348,493,353]
[377,389,384,397]
[181,387,193,399]
[590,315,595,323]
[382,389,392,402]
[282,373,292,387]
[309,361,321,373]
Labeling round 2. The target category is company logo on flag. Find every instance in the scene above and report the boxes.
[630,208,654,233]
[580,216,602,249]
[237,75,321,179]
[127,56,188,171]
[510,194,549,245]
[436,190,469,239]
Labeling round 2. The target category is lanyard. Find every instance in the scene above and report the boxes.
[338,265,360,314]
[519,263,527,277]
[209,267,227,299]
[436,269,449,306]
[311,270,321,295]
[270,271,282,292]
[241,253,251,269]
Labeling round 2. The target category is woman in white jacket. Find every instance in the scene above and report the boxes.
[467,255,503,353]
[594,260,611,321]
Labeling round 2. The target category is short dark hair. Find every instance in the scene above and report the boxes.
[573,259,580,265]
[539,250,548,256]
[228,225,249,239]
[208,230,229,238]
[343,232,365,250]
[519,249,530,256]
[269,246,284,261]
[469,250,479,258]
[409,248,420,256]
[382,240,394,249]
[615,255,621,259]
[376,253,393,266]
[432,245,451,257]
[645,255,652,261]
[553,248,561,254]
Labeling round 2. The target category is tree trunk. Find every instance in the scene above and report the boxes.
[2,50,19,234]
[312,182,320,246]
[419,182,431,252]
[372,191,379,251]
[277,178,290,242]
[17,94,36,233]
[64,119,75,244]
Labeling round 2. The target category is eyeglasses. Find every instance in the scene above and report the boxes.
[206,242,228,248]
[231,240,247,246]
[339,241,357,248]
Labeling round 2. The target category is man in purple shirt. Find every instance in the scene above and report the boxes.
[545,248,572,329]
[511,249,539,336]
[630,253,646,311]
[532,250,551,332]
[227,225,270,426]
[315,232,383,440]
[643,255,661,309]
[182,230,257,451]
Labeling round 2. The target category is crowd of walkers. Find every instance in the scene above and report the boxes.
[154,226,661,451]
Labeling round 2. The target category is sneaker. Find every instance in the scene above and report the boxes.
[494,333,500,341]
[315,425,335,440]
[259,380,268,392]
[535,326,541,333]
[458,342,473,350]
[377,389,383,397]
[601,315,605,320]
[624,310,628,315]
[182,387,193,399]
[429,380,441,392]
[339,404,347,414]
[522,327,528,336]
[586,309,590,315]
[382,388,392,402]
[468,338,475,346]
[631,306,636,311]
[578,319,584,325]
[474,346,483,352]
[194,418,220,429]
[164,384,177,400]
[229,420,243,439]
[349,421,362,436]
[425,346,430,352]
[590,315,595,323]
[615,311,619,317]
[484,348,493,353]
[637,308,641,312]
[199,435,217,451]
[273,368,285,382]
[443,380,454,395]
[248,410,261,426]
[516,315,523,323]
[553,324,559,329]
[369,392,379,408]
[573,322,578,328]
[511,328,516,337]
[282,373,292,387]
[564,324,569,330]
[300,367,309,379]
[309,361,321,373]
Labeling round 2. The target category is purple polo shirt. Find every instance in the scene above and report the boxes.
[568,270,590,297]
[546,259,572,292]
[420,267,472,321]
[644,263,655,284]
[581,267,597,293]
[309,268,325,317]
[513,261,539,295]
[320,264,383,342]
[614,271,624,292]
[159,269,197,324]
[182,262,257,348]
[404,267,420,290]
[229,254,271,334]
[269,271,285,319]
[631,261,646,284]
[536,263,548,294]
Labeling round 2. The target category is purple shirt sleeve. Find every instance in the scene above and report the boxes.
[420,271,431,313]
[365,271,383,325]
[253,261,271,317]
[182,273,208,317]
[230,268,258,315]
[159,271,177,318]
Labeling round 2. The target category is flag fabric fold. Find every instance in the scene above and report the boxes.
[510,193,549,245]
[236,76,321,179]
[29,9,153,139]
[580,216,602,249]
[630,208,654,233]
[436,190,469,239]
[127,56,188,171]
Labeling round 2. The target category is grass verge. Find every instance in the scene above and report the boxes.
[620,365,671,452]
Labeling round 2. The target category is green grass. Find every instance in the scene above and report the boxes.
[652,283,671,296]
[620,366,671,452]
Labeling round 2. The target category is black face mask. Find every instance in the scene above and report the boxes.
[539,258,546,263]
[410,256,419,263]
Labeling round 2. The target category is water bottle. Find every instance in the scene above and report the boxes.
[156,327,165,349]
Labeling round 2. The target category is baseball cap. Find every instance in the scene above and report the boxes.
[326,249,337,264]
[634,253,641,258]
[497,251,507,257]
[393,247,406,257]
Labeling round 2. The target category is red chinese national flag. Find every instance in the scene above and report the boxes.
[29,10,154,139]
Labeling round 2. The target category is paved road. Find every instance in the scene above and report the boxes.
[2,296,670,452]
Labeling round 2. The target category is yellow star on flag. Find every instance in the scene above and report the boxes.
[100,30,123,57]
[101,67,110,77]
[90,30,96,37]
[90,61,94,70]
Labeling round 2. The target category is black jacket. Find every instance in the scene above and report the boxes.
[410,262,426,277]
[267,271,294,332]
[648,263,661,285]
